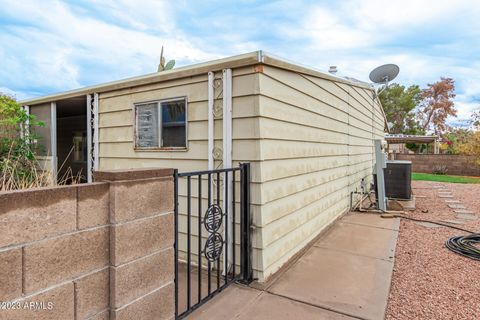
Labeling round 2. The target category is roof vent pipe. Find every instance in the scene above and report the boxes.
[328,66,338,75]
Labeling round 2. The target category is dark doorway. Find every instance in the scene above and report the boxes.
[56,96,87,183]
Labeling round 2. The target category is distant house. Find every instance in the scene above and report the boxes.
[385,134,439,155]
[20,51,386,281]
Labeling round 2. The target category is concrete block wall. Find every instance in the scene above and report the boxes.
[394,154,480,176]
[95,168,174,320]
[0,168,174,320]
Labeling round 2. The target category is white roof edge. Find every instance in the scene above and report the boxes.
[20,50,375,105]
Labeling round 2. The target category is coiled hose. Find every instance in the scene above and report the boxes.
[381,213,480,261]
[445,234,480,261]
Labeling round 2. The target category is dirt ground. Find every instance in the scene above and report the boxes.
[385,180,480,320]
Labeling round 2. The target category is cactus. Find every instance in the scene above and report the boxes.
[157,46,175,72]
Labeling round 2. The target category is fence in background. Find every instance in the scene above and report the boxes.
[393,154,480,176]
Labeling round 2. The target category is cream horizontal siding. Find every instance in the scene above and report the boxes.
[259,139,349,160]
[256,170,350,226]
[254,65,385,280]
[258,74,348,123]
[96,61,385,281]
[98,68,261,168]
[258,117,349,144]
[263,196,349,278]
[257,155,349,183]
[98,66,263,277]
[260,185,349,248]
[99,118,259,145]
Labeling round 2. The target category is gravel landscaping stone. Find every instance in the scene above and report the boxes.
[386,181,480,320]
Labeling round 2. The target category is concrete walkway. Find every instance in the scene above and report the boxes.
[186,213,399,320]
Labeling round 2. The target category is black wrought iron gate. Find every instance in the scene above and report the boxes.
[174,163,252,319]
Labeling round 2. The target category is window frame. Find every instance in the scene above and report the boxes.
[133,96,188,151]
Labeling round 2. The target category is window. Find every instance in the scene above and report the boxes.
[135,97,187,149]
[73,131,87,162]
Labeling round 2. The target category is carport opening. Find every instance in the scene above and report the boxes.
[56,96,87,183]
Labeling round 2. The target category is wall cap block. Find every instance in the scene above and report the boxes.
[94,168,174,182]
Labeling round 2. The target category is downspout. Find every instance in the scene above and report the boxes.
[93,93,99,171]
[222,68,233,273]
[208,72,214,171]
[222,69,232,170]
[86,93,99,182]
[86,94,92,183]
[50,102,57,184]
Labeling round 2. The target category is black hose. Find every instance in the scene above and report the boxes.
[382,213,476,233]
[381,213,480,261]
[445,234,480,261]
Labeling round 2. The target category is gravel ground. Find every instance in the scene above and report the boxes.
[385,180,480,320]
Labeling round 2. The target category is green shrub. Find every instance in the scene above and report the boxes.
[0,93,46,190]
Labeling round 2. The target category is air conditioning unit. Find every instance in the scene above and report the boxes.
[384,160,412,200]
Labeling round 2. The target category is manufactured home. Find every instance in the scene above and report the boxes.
[20,51,386,282]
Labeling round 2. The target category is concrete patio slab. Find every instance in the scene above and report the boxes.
[186,213,398,320]
[415,221,442,228]
[448,204,466,209]
[440,219,465,225]
[314,222,397,261]
[456,213,478,221]
[177,264,226,315]
[185,284,261,320]
[388,197,416,211]
[237,291,355,320]
[342,213,400,231]
[186,285,355,320]
[454,209,475,214]
[269,247,393,320]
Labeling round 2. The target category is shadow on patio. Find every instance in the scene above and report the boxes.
[182,213,400,320]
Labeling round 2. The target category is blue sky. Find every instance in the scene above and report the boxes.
[1,0,479,125]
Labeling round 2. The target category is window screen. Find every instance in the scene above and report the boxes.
[135,98,186,149]
[161,100,186,147]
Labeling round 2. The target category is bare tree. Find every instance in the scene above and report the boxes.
[418,77,457,135]
[472,108,480,129]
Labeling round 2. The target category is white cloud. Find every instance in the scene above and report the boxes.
[81,0,175,32]
[0,0,216,98]
[284,7,370,50]
[0,0,479,124]
[276,0,480,124]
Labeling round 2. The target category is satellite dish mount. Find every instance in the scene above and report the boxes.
[369,64,399,98]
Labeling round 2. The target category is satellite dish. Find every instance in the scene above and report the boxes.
[369,64,399,84]
[369,64,400,98]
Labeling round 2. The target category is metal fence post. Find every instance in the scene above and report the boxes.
[240,163,252,283]
[173,169,179,318]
